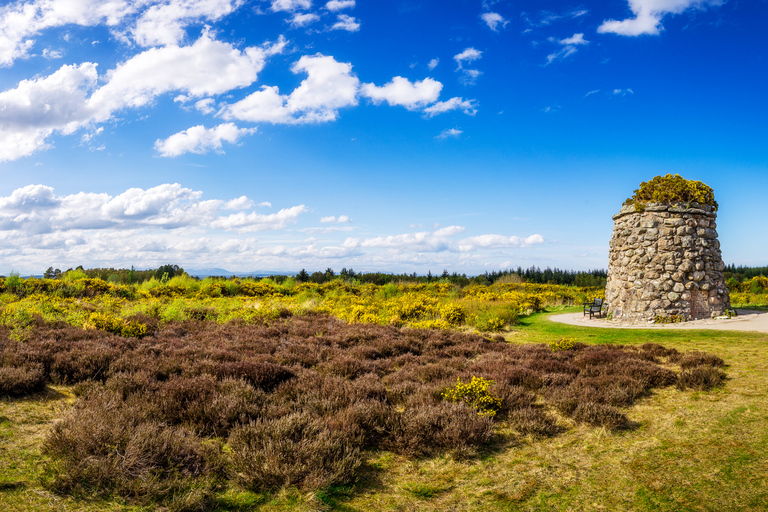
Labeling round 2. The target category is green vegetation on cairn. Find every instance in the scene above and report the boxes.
[623,174,718,211]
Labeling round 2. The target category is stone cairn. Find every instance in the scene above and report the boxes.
[605,201,731,322]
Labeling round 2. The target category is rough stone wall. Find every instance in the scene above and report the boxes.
[605,202,730,322]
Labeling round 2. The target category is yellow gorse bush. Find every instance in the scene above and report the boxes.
[442,376,502,417]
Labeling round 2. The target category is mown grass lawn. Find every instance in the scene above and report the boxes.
[2,306,768,511]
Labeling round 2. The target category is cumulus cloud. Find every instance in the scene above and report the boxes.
[0,62,98,162]
[0,183,306,235]
[290,12,320,27]
[427,58,439,70]
[325,0,355,11]
[546,33,588,64]
[0,0,135,67]
[481,12,508,31]
[89,32,286,119]
[130,0,245,47]
[209,205,308,231]
[458,234,544,251]
[422,97,477,117]
[0,32,285,162]
[0,0,247,66]
[220,53,359,124]
[453,47,482,68]
[154,123,256,157]
[361,77,442,110]
[320,215,351,223]
[598,0,724,36]
[435,128,462,139]
[270,0,312,13]
[330,14,359,31]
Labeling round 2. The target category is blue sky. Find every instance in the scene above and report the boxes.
[0,0,765,275]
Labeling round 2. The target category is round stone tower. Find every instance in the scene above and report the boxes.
[605,176,730,322]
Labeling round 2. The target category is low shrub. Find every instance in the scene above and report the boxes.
[0,363,46,396]
[387,399,494,458]
[442,376,502,417]
[228,412,363,491]
[508,407,560,437]
[572,402,628,429]
[677,366,727,390]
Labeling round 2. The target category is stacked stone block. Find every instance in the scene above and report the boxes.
[605,202,730,322]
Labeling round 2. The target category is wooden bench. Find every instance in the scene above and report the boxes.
[583,298,604,319]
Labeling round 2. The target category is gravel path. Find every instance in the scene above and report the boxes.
[549,309,768,333]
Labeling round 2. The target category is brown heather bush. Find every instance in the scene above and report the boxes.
[387,398,494,458]
[44,389,224,509]
[0,363,46,396]
[213,361,294,391]
[572,402,628,429]
[678,351,725,369]
[228,412,364,491]
[0,312,727,501]
[677,365,727,390]
[508,407,560,437]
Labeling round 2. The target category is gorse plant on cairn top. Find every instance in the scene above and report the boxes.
[623,173,718,212]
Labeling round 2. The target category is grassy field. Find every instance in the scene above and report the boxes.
[2,306,767,511]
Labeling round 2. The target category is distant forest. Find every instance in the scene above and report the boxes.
[25,263,767,288]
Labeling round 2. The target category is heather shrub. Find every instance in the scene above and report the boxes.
[677,366,727,390]
[509,407,560,437]
[388,399,494,458]
[678,351,725,369]
[214,361,294,391]
[44,390,224,508]
[228,412,363,491]
[572,402,628,429]
[0,363,46,396]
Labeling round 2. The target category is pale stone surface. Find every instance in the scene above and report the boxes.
[605,202,730,321]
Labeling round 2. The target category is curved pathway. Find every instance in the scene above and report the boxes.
[549,309,768,333]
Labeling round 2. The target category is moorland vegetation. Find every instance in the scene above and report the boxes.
[1,266,768,510]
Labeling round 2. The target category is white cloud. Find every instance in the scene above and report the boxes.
[320,215,351,223]
[598,0,724,36]
[290,12,320,27]
[0,0,136,67]
[459,69,482,85]
[325,0,355,11]
[258,201,272,207]
[458,234,545,251]
[42,47,62,59]
[454,47,482,68]
[422,97,477,117]
[481,12,508,31]
[154,123,256,157]
[361,77,442,110]
[435,128,462,139]
[224,196,254,209]
[546,33,588,64]
[427,58,439,70]
[221,53,359,124]
[271,0,312,13]
[89,32,286,120]
[330,14,359,31]
[0,183,306,235]
[0,32,285,162]
[210,205,308,231]
[585,89,601,97]
[195,98,216,114]
[0,62,98,162]
[130,0,245,47]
